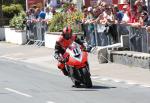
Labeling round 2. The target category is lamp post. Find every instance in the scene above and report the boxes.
[26,0,28,11]
[148,0,150,15]
[0,0,3,27]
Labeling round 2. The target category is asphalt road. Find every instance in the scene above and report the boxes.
[0,58,150,103]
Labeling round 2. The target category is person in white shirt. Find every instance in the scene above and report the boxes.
[45,7,53,21]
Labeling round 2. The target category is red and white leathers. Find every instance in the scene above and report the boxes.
[54,34,84,73]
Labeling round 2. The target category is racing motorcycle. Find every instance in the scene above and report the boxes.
[63,42,93,88]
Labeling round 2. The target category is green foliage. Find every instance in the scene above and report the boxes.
[62,3,71,10]
[66,11,83,33]
[48,11,83,33]
[3,0,26,9]
[9,11,26,30]
[48,13,66,32]
[9,15,17,28]
[2,4,23,18]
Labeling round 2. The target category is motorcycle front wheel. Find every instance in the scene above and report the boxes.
[80,68,93,88]
[68,67,81,87]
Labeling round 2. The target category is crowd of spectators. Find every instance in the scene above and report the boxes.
[81,0,150,47]
[25,4,57,40]
[25,0,150,48]
[26,5,56,23]
[83,0,149,27]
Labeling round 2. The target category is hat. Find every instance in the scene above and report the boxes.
[87,7,92,12]
[123,5,128,9]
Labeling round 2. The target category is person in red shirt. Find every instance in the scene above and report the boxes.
[128,9,138,23]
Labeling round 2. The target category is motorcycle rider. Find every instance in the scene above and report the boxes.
[54,26,85,76]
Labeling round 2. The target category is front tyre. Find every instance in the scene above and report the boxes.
[69,67,81,87]
[81,68,93,88]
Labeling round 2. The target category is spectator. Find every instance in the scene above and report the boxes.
[67,4,77,13]
[128,9,138,23]
[103,6,115,24]
[113,5,124,23]
[45,7,53,31]
[85,7,96,48]
[134,0,147,13]
[81,8,88,39]
[50,0,58,8]
[122,5,130,23]
[140,11,148,25]
[45,7,53,21]
[34,8,41,19]
[51,7,56,15]
[39,8,46,20]
[26,8,36,41]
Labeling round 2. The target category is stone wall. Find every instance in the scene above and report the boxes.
[0,27,5,41]
[110,51,150,69]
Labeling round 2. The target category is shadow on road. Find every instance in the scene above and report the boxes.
[71,85,116,91]
[92,85,116,89]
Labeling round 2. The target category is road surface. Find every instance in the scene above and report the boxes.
[0,58,150,103]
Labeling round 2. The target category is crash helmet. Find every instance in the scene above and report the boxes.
[62,26,72,40]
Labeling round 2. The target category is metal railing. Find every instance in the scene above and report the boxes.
[25,20,150,53]
[26,20,47,47]
[82,22,150,53]
[129,26,150,53]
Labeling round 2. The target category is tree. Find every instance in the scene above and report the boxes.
[3,0,26,9]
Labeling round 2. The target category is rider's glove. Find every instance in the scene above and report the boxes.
[81,45,86,51]
[54,54,63,63]
[58,58,65,63]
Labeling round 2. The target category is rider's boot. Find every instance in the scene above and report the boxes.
[61,68,69,76]
[58,63,68,76]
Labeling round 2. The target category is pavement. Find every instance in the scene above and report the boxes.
[0,42,150,88]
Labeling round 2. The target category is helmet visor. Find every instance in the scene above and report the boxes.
[64,33,72,40]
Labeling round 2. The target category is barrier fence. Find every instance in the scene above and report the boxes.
[26,20,47,47]
[129,27,150,53]
[26,21,150,53]
[82,23,150,53]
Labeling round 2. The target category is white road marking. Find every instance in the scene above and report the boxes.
[126,82,138,85]
[140,85,150,88]
[5,88,32,98]
[112,79,122,83]
[91,76,100,79]
[47,101,55,103]
[100,78,110,81]
[92,76,150,88]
